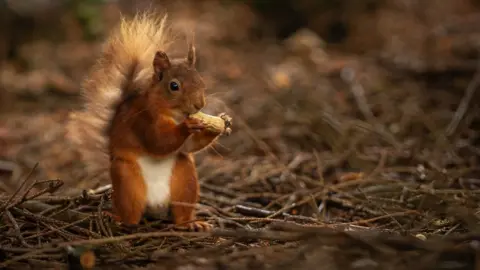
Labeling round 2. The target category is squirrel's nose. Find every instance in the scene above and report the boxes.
[194,98,205,111]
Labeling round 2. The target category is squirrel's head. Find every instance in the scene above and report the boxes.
[149,41,206,116]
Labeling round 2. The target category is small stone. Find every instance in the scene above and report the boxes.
[415,234,427,241]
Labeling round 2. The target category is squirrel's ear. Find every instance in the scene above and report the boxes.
[187,33,196,67]
[153,51,171,73]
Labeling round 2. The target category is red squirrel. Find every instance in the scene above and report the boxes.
[67,12,231,231]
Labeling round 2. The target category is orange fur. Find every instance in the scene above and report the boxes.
[67,11,176,175]
[107,91,193,224]
[170,152,199,225]
[68,11,222,230]
[108,94,191,158]
[181,130,221,153]
[110,154,146,225]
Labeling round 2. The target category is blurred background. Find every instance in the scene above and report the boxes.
[1,0,480,195]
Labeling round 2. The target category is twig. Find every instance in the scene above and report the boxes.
[39,220,83,241]
[341,67,376,123]
[96,194,112,237]
[19,200,90,223]
[23,217,90,240]
[338,210,420,226]
[445,59,480,136]
[0,163,38,214]
[23,179,63,201]
[87,184,112,195]
[234,204,319,223]
[11,207,99,238]
[5,210,32,248]
[268,220,378,233]
[0,228,309,267]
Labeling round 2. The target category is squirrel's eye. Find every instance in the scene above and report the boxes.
[169,81,180,91]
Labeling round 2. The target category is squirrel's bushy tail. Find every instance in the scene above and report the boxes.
[67,11,173,180]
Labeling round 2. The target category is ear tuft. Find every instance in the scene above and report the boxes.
[187,32,196,67]
[153,51,171,73]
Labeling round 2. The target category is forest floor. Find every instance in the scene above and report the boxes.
[1,1,480,270]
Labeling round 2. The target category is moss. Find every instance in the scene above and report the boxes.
[69,0,105,40]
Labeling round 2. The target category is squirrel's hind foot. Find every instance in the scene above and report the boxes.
[176,221,212,232]
[102,210,122,224]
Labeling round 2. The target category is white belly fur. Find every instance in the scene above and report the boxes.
[137,155,176,218]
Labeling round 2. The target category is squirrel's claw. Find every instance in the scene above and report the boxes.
[218,113,232,136]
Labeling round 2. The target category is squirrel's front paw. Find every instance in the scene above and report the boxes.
[184,117,205,133]
[218,113,232,135]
